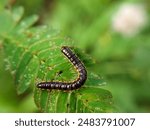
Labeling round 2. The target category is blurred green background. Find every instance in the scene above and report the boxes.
[0,0,150,112]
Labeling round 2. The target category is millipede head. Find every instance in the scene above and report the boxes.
[61,46,68,51]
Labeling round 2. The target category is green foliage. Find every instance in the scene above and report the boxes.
[0,6,116,112]
[34,87,114,112]
[1,0,149,113]
[14,0,44,16]
[45,0,150,112]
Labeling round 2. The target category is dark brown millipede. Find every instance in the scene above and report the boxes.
[37,46,87,90]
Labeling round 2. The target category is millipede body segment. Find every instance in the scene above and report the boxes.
[37,46,87,90]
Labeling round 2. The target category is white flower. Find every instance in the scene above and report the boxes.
[112,3,147,36]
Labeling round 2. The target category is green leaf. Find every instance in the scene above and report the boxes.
[1,6,116,112]
[85,72,106,87]
[0,10,14,36]
[12,7,24,23]
[14,15,39,32]
[77,87,115,112]
[73,47,95,67]
[34,87,116,113]
[0,7,25,37]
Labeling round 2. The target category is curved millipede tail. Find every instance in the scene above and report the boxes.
[37,46,87,90]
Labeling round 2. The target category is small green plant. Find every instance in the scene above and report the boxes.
[0,6,116,112]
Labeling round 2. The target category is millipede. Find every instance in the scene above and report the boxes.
[37,46,87,90]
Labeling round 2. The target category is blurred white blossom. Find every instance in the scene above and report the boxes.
[112,3,147,36]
